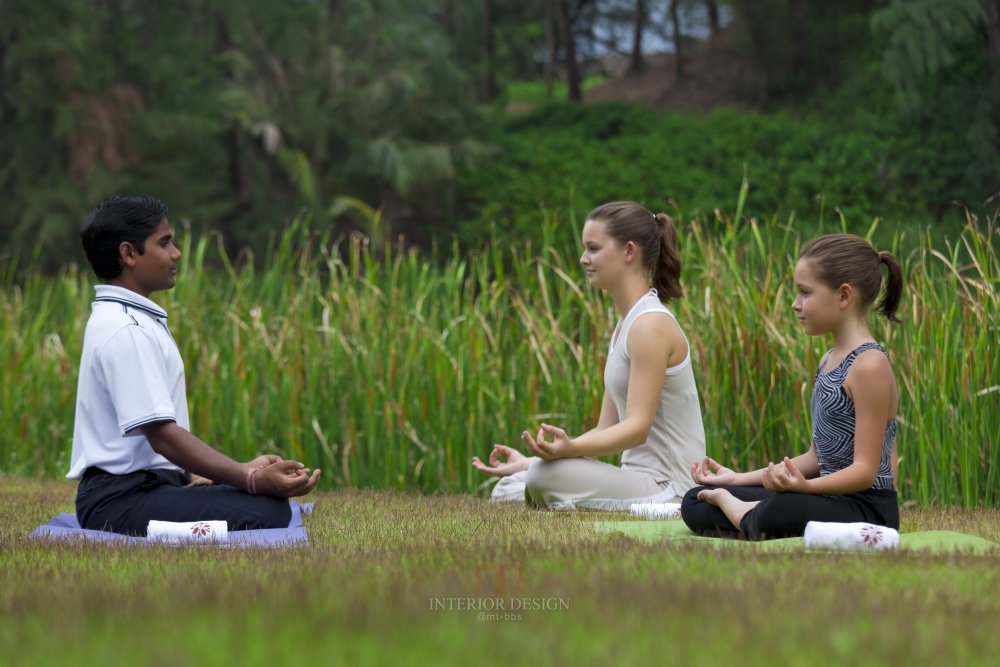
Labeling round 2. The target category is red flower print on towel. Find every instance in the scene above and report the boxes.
[190,522,213,538]
[859,524,883,545]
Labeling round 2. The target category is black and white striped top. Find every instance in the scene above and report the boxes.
[811,342,896,491]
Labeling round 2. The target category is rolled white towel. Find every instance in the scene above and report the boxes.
[629,502,682,519]
[147,520,229,543]
[803,521,899,551]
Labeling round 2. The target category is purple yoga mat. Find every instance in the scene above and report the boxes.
[28,501,314,547]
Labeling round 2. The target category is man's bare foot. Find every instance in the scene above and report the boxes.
[697,488,760,531]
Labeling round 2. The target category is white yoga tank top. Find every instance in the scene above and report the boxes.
[606,290,706,495]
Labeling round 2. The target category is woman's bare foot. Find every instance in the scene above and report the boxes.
[697,488,760,531]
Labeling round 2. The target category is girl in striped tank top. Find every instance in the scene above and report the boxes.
[681,234,903,540]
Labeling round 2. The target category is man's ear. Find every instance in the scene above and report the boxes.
[118,241,139,269]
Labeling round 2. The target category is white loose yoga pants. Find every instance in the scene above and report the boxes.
[490,457,679,510]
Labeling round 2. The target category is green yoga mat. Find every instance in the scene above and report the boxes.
[592,520,999,555]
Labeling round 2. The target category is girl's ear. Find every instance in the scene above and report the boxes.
[624,240,638,263]
[838,283,854,309]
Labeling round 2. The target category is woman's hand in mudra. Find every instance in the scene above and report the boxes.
[690,457,738,486]
[523,424,574,461]
[472,444,530,478]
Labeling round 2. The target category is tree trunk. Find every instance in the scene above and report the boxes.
[545,0,558,98]
[734,0,770,108]
[439,0,453,37]
[706,0,720,38]
[215,9,250,243]
[105,0,128,80]
[0,37,10,135]
[670,0,683,82]
[557,0,582,102]
[628,0,646,74]
[983,0,1000,87]
[787,0,807,83]
[480,0,498,102]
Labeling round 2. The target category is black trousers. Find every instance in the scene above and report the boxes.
[76,467,292,536]
[680,485,899,541]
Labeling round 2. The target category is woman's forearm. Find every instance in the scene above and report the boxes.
[567,419,647,458]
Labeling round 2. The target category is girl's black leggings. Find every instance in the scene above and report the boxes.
[680,485,899,540]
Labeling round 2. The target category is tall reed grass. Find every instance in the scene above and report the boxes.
[1,208,996,507]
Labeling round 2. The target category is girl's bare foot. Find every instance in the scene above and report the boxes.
[697,488,760,531]
[697,488,727,506]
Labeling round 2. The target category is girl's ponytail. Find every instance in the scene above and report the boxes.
[799,234,906,323]
[877,250,903,324]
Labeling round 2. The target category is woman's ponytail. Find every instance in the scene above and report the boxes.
[653,212,683,302]
[587,202,685,304]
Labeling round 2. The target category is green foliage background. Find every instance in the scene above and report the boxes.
[1,0,998,262]
[457,100,974,243]
[1,1,998,503]
[3,211,997,506]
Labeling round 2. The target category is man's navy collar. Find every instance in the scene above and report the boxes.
[93,285,168,319]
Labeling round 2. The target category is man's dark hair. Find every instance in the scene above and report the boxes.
[80,195,169,280]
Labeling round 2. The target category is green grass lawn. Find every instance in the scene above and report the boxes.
[1,479,998,666]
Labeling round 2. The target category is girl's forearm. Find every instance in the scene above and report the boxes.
[732,469,764,486]
[803,462,877,495]
[790,450,820,478]
[732,450,817,486]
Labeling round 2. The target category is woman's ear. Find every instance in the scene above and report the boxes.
[625,240,638,263]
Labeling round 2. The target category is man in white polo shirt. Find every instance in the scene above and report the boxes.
[69,195,320,535]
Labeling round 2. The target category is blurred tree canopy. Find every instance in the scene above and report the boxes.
[0,0,500,265]
[1,0,998,270]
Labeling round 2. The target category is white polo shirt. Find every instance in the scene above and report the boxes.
[67,285,188,479]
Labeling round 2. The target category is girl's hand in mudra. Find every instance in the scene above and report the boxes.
[472,444,530,477]
[523,424,574,461]
[762,457,808,493]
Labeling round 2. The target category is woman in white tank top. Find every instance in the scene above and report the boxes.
[472,201,707,509]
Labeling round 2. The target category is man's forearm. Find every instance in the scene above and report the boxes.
[143,422,248,489]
